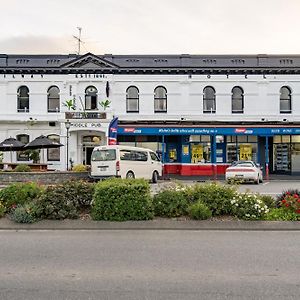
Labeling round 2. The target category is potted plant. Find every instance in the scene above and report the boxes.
[63,99,76,118]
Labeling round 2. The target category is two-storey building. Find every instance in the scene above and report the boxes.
[1,52,300,176]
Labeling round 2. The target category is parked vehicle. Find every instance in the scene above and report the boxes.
[90,145,163,183]
[225,160,263,184]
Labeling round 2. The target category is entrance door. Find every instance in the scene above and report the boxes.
[86,147,94,165]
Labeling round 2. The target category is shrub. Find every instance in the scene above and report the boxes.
[183,183,237,216]
[91,178,153,221]
[231,192,270,220]
[264,208,300,221]
[278,193,300,214]
[188,201,212,220]
[260,195,276,208]
[276,189,300,207]
[14,164,31,172]
[72,164,87,172]
[0,202,5,217]
[35,181,94,220]
[36,185,79,220]
[0,182,43,212]
[9,202,41,223]
[153,189,188,218]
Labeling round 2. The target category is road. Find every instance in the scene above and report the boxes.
[1,230,300,300]
[152,180,300,197]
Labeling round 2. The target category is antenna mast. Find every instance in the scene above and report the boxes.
[73,27,83,55]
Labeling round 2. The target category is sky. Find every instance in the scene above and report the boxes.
[1,0,300,55]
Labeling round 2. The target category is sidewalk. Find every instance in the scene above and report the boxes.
[1,217,300,231]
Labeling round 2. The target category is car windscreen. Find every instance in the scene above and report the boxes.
[91,149,116,161]
[235,162,254,167]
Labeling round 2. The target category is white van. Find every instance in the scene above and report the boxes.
[90,145,163,183]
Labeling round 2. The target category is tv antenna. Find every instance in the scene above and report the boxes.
[73,27,84,55]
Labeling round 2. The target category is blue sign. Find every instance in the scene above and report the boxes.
[118,126,300,136]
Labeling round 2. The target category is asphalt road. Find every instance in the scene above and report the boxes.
[1,230,300,300]
[152,180,300,197]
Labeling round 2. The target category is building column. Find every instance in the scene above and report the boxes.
[265,136,269,180]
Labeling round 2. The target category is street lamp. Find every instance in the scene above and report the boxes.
[65,120,71,170]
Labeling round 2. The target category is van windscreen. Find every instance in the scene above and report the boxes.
[91,149,116,161]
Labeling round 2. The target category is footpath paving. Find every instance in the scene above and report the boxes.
[1,217,300,231]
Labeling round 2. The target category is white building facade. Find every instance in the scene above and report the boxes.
[1,53,300,176]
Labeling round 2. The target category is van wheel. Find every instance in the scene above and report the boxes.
[152,171,159,183]
[126,171,135,179]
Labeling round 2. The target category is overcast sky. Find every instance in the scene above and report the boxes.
[1,0,300,55]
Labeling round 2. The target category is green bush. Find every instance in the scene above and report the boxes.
[264,208,300,221]
[0,202,5,217]
[36,180,94,219]
[153,189,188,218]
[0,182,43,212]
[91,178,153,221]
[72,164,87,172]
[183,183,237,216]
[188,201,212,220]
[231,192,270,220]
[260,195,276,209]
[14,164,31,172]
[9,202,41,223]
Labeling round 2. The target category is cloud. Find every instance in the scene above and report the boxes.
[0,35,102,54]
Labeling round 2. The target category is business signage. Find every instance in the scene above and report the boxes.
[118,126,300,136]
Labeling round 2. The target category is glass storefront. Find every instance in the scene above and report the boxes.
[189,135,211,163]
[226,136,257,163]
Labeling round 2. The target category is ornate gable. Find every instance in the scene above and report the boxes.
[60,53,119,69]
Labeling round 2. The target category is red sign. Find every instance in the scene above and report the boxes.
[124,128,135,133]
[235,128,246,133]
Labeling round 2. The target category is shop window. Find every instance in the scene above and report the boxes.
[126,86,139,113]
[237,136,247,143]
[282,135,291,143]
[231,86,244,114]
[17,86,29,112]
[203,86,216,113]
[154,86,167,113]
[47,86,60,112]
[190,143,211,163]
[16,134,29,161]
[280,86,292,114]
[292,136,300,143]
[273,135,282,143]
[85,86,97,110]
[47,134,60,161]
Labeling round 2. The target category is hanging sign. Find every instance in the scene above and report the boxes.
[239,144,252,160]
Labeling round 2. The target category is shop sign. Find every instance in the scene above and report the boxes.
[70,122,102,128]
[239,144,252,160]
[191,145,204,163]
[182,145,189,155]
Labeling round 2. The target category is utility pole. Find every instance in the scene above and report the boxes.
[73,27,83,55]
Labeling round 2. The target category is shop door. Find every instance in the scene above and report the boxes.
[273,143,291,174]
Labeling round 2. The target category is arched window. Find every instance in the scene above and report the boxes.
[47,86,60,113]
[232,86,244,113]
[280,86,292,113]
[203,86,216,113]
[16,134,29,161]
[85,86,97,110]
[154,86,167,113]
[47,134,60,161]
[126,86,139,113]
[17,86,29,112]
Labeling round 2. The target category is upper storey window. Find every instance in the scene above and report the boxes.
[17,86,29,113]
[85,86,98,110]
[47,86,60,113]
[280,86,292,114]
[126,86,139,113]
[232,86,244,114]
[154,86,167,113]
[203,86,216,113]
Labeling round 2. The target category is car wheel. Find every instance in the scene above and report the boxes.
[152,171,159,184]
[259,176,263,183]
[254,175,259,184]
[126,171,135,179]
